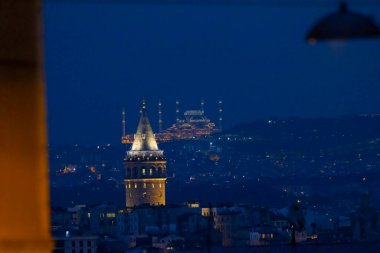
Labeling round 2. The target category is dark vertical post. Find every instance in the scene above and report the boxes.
[0,1,52,252]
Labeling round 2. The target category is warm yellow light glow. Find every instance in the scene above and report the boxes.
[90,165,96,173]
[188,203,200,208]
[106,213,116,218]
[201,208,210,216]
[125,178,166,182]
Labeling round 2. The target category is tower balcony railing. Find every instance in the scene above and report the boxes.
[125,151,165,161]
[125,156,166,162]
[126,174,167,180]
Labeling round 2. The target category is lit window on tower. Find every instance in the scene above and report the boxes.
[143,183,146,188]
[142,168,146,175]
[149,168,153,176]
[152,183,155,188]
[134,184,137,188]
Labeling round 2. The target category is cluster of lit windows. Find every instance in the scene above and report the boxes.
[261,233,274,239]
[126,166,166,177]
[106,213,116,218]
[126,183,163,189]
[99,213,116,218]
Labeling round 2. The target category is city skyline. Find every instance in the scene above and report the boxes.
[49,113,380,250]
[3,1,380,252]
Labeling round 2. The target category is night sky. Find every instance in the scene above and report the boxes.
[44,1,380,145]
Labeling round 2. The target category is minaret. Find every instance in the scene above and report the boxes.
[122,108,126,137]
[158,99,163,132]
[201,97,205,115]
[218,99,223,131]
[176,99,180,122]
[124,100,167,208]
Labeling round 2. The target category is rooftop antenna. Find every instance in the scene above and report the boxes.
[122,108,126,137]
[201,97,205,114]
[158,99,163,132]
[218,99,223,131]
[176,99,180,123]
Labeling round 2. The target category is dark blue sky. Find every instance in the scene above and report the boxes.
[44,1,380,145]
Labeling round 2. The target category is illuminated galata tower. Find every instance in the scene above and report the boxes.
[124,100,167,208]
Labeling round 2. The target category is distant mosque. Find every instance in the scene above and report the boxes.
[121,98,223,144]
[124,100,167,208]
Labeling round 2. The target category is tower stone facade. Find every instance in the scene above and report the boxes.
[124,101,167,208]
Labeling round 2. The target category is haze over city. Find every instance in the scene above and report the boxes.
[44,1,380,145]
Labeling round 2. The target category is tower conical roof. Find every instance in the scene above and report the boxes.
[130,100,159,151]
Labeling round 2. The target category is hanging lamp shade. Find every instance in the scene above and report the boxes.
[306,2,380,43]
